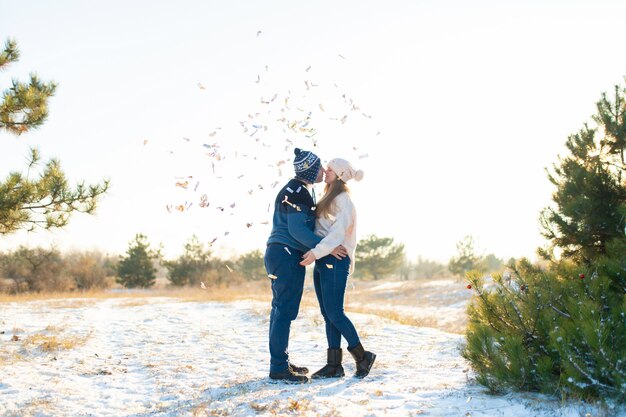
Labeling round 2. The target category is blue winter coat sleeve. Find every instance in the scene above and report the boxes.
[286,210,322,249]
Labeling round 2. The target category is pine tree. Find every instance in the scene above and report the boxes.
[354,235,405,279]
[448,235,486,277]
[162,235,213,286]
[463,78,626,401]
[0,38,109,234]
[236,249,265,280]
[540,83,625,264]
[116,234,158,288]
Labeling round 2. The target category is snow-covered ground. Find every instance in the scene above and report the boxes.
[1,293,623,416]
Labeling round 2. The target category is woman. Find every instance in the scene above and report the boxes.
[299,158,376,379]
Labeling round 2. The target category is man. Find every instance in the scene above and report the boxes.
[264,147,347,383]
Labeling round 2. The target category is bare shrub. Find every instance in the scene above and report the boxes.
[0,246,72,293]
[65,251,115,290]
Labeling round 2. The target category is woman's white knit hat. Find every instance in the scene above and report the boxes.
[327,158,364,183]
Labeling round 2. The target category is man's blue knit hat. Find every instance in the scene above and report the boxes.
[293,148,321,183]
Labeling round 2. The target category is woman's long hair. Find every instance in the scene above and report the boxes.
[316,179,349,219]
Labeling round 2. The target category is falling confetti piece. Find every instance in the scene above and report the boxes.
[201,282,207,289]
[175,181,189,189]
[268,274,277,280]
[338,54,346,59]
[143,139,148,145]
[199,195,209,208]
[326,264,334,269]
[246,222,253,228]
[305,65,311,72]
[284,247,292,255]
[256,30,262,37]
[256,75,260,84]
[359,153,369,159]
[209,131,217,137]
[340,115,348,124]
[198,82,206,90]
[225,265,233,273]
[319,103,325,112]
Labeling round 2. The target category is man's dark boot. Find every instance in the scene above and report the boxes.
[348,343,376,378]
[311,348,345,379]
[269,368,309,383]
[288,363,309,375]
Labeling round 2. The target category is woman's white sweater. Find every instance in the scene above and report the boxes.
[311,192,357,274]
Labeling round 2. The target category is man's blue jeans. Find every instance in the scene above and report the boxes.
[313,254,360,349]
[265,244,306,374]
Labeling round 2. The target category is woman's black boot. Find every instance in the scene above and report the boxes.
[311,348,345,379]
[348,343,376,378]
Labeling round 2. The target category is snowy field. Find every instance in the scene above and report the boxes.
[1,285,624,416]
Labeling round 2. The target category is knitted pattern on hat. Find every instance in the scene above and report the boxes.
[293,148,321,183]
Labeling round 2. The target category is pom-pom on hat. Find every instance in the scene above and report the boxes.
[328,158,364,183]
[293,148,322,183]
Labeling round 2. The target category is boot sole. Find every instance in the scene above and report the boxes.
[311,366,346,379]
[268,376,310,384]
[311,371,345,379]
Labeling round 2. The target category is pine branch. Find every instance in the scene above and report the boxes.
[548,303,571,319]
[567,355,616,392]
[0,38,19,69]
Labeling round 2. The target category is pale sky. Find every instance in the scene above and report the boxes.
[1,0,626,263]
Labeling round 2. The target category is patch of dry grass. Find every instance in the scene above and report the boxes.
[0,290,116,303]
[0,278,470,332]
[22,333,88,352]
[347,306,439,328]
[21,397,56,414]
[0,281,273,304]
[0,351,25,367]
